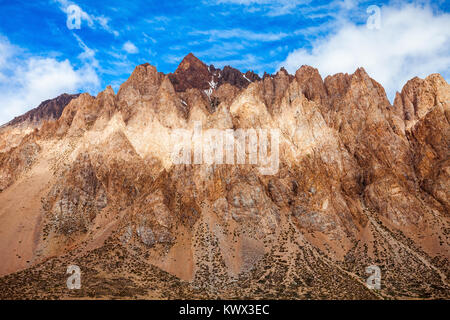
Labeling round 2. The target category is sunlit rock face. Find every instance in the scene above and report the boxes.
[0,53,448,300]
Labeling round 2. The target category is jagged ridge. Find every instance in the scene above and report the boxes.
[0,53,448,300]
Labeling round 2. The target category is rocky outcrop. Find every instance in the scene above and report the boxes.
[43,152,107,236]
[0,137,40,192]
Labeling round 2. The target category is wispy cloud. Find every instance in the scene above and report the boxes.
[164,54,186,65]
[190,28,288,42]
[145,15,172,24]
[73,33,99,69]
[281,3,450,101]
[210,0,312,16]
[194,42,248,59]
[142,32,157,44]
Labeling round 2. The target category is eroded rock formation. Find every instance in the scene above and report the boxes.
[0,54,448,299]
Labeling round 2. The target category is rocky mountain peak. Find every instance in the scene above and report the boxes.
[168,53,261,94]
[295,65,326,103]
[168,53,211,92]
[176,53,208,73]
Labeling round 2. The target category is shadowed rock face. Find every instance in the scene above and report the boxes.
[168,53,261,93]
[2,93,80,128]
[168,53,211,92]
[0,53,449,300]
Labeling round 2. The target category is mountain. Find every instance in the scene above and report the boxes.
[0,93,80,154]
[0,53,448,299]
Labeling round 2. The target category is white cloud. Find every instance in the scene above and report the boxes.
[0,36,15,66]
[281,3,450,101]
[123,41,139,54]
[0,35,100,125]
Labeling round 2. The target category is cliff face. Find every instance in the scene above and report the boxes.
[0,54,448,299]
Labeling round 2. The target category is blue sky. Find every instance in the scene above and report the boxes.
[0,0,449,124]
